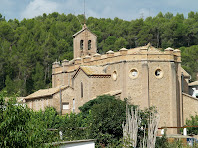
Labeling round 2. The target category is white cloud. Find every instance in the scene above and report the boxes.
[20,0,59,19]
[16,0,198,21]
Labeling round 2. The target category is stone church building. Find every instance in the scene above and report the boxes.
[25,24,198,134]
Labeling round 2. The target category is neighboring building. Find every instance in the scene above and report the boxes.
[25,24,198,134]
[189,81,198,98]
[49,139,95,148]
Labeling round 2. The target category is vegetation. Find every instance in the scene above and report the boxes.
[0,12,198,96]
[0,92,58,147]
[185,114,198,135]
[2,92,198,147]
[0,93,163,147]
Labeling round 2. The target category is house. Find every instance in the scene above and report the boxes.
[189,81,198,98]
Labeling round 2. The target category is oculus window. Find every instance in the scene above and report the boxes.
[129,69,138,79]
[155,69,163,78]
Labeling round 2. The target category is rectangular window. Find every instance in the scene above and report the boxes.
[62,102,69,110]
[81,82,83,98]
[73,99,75,112]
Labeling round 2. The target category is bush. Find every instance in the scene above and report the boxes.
[0,92,57,147]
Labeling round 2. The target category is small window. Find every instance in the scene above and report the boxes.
[81,82,83,98]
[62,102,69,110]
[112,71,117,81]
[155,69,163,78]
[80,40,84,50]
[129,69,138,79]
[88,40,91,50]
[73,99,75,112]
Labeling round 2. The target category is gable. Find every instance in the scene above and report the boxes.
[73,66,111,79]
[73,69,89,80]
[25,85,73,100]
[73,26,97,38]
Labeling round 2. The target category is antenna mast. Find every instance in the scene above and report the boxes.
[84,0,86,25]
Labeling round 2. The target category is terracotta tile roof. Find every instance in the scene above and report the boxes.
[80,66,107,75]
[127,47,141,54]
[189,81,198,86]
[103,90,122,96]
[25,85,70,100]
[148,46,163,53]
[73,66,111,79]
[127,44,163,54]
[90,90,122,100]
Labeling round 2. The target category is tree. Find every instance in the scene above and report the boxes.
[0,92,56,147]
[114,37,128,50]
[185,114,198,135]
[1,12,198,96]
[79,95,127,146]
[180,45,198,81]
[4,75,15,95]
[32,62,45,91]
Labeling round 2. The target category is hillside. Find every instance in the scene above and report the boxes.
[0,12,197,96]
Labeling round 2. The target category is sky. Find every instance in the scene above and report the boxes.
[0,0,198,21]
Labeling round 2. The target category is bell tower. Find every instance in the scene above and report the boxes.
[73,24,97,59]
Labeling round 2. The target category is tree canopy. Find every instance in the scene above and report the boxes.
[0,11,198,96]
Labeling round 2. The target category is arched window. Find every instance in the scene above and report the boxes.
[81,82,83,98]
[80,40,84,50]
[88,40,91,50]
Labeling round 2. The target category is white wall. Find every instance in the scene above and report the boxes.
[59,140,95,148]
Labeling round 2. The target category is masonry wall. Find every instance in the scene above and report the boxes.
[73,30,97,58]
[49,45,183,134]
[183,78,189,94]
[103,59,179,133]
[73,71,90,113]
[52,70,75,88]
[61,87,74,114]
[101,59,180,133]
[53,87,74,114]
[105,63,124,98]
[183,93,198,124]
[73,70,111,113]
[26,96,53,111]
[125,62,146,107]
[149,62,178,133]
[52,73,63,87]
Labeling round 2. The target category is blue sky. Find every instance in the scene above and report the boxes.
[1,0,198,21]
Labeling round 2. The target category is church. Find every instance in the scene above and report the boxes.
[25,24,198,134]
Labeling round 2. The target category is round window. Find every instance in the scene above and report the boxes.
[129,69,138,79]
[112,71,117,81]
[155,69,163,78]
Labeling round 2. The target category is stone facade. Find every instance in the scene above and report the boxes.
[183,93,198,123]
[25,24,198,134]
[73,24,97,59]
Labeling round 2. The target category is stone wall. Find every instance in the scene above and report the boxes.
[60,87,74,114]
[49,45,184,134]
[73,70,111,113]
[26,96,53,111]
[73,28,97,59]
[183,93,198,123]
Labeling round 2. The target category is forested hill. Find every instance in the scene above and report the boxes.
[0,12,198,96]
